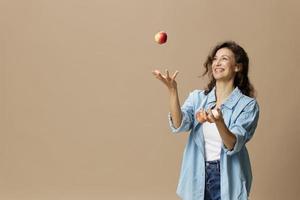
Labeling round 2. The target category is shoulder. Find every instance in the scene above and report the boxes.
[186,89,206,101]
[231,94,260,123]
[190,89,206,97]
[182,89,206,106]
[238,94,260,112]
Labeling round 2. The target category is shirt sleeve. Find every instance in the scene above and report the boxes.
[167,91,196,133]
[223,99,260,155]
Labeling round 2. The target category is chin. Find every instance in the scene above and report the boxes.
[213,73,232,81]
[213,76,230,82]
[212,75,223,80]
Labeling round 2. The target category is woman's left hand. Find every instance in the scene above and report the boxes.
[207,107,224,123]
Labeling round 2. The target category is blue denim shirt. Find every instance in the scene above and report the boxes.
[168,86,260,200]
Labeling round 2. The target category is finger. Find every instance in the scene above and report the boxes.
[153,70,166,80]
[152,70,161,78]
[195,112,200,121]
[208,109,215,120]
[165,69,170,79]
[172,70,179,80]
[154,72,167,83]
[203,110,208,120]
[206,110,212,121]
[206,111,214,123]
[152,69,161,76]
[207,108,212,114]
[156,73,163,80]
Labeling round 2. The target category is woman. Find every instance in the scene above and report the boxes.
[152,41,260,200]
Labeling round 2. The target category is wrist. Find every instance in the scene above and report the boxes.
[215,117,225,126]
[169,87,178,94]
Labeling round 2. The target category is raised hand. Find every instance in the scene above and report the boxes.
[152,69,179,91]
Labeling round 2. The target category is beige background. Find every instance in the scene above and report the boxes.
[1,0,299,199]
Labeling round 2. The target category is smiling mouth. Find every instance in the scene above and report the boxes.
[214,68,225,73]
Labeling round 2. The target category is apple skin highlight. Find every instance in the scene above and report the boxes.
[154,31,167,44]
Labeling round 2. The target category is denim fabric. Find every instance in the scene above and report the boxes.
[168,87,260,200]
[204,160,221,200]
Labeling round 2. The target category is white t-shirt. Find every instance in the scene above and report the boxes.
[202,121,222,161]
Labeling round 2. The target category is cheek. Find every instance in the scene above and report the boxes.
[225,62,236,70]
[212,62,217,67]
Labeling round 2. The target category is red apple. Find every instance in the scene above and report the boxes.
[196,110,207,123]
[154,31,167,44]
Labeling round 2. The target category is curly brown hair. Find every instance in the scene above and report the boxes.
[201,41,256,98]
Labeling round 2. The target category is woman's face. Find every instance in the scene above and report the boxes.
[212,48,239,81]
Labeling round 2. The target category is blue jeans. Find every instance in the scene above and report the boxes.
[204,160,221,200]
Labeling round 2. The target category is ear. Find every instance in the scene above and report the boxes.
[235,64,242,72]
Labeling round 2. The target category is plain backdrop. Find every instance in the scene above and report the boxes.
[1,0,300,199]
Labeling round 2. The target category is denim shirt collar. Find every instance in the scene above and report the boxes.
[206,86,243,109]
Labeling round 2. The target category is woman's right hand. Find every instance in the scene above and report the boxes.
[152,69,179,92]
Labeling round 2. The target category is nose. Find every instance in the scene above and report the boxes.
[213,58,221,66]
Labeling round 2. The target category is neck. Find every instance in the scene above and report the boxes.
[215,80,235,105]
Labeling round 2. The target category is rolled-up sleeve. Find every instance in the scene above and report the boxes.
[223,100,260,155]
[168,91,195,133]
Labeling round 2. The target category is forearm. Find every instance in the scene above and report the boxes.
[215,119,236,150]
[169,88,182,129]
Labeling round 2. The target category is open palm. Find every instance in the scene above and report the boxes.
[152,69,179,91]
